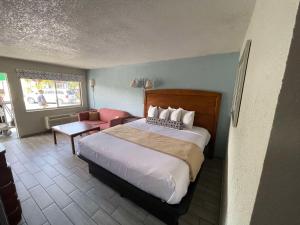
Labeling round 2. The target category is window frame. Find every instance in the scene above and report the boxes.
[20,78,83,112]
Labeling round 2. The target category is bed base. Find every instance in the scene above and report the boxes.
[79,154,200,225]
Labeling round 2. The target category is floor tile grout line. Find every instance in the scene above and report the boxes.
[90,204,122,225]
[21,193,50,225]
[44,202,76,225]
[5,133,222,225]
[60,200,74,211]
[198,214,218,225]
[13,140,78,225]
[64,200,93,224]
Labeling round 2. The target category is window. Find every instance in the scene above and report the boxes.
[0,72,14,123]
[20,78,82,111]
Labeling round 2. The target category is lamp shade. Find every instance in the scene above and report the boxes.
[130,79,138,88]
[145,79,153,89]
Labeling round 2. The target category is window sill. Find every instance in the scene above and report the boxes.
[25,105,84,113]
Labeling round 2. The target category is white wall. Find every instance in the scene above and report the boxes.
[224,0,299,225]
[0,57,88,137]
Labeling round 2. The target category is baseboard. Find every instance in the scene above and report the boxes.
[219,151,228,225]
[19,130,51,138]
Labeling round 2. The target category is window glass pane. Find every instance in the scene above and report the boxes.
[20,78,82,111]
[55,81,81,107]
[0,74,11,102]
[21,78,57,110]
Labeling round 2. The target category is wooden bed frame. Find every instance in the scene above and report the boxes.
[79,89,221,225]
[144,89,221,157]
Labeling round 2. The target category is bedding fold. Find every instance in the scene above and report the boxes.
[102,124,204,181]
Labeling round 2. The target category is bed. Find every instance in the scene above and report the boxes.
[78,89,221,225]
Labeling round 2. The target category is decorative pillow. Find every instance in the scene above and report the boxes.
[168,107,182,121]
[148,105,158,118]
[89,112,99,121]
[180,109,195,129]
[158,108,170,120]
[146,117,183,130]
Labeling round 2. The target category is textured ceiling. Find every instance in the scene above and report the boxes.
[0,0,255,69]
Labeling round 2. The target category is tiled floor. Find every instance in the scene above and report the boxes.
[3,133,223,225]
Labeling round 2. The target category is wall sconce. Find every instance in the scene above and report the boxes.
[130,79,138,88]
[89,79,95,88]
[89,79,96,108]
[130,78,154,89]
[144,80,153,89]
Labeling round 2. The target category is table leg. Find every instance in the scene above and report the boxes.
[71,136,75,155]
[53,130,57,145]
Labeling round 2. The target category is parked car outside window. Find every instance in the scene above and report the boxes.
[20,78,82,111]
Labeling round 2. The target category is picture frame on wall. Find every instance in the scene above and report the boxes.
[231,39,252,127]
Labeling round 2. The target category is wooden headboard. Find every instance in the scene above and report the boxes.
[144,89,222,147]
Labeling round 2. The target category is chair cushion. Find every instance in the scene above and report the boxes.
[81,120,105,126]
[79,111,89,121]
[98,108,130,123]
[99,122,110,130]
[89,112,99,121]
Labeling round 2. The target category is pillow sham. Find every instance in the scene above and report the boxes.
[148,105,158,118]
[158,108,170,120]
[146,117,183,130]
[180,109,195,129]
[168,107,182,121]
[89,112,99,121]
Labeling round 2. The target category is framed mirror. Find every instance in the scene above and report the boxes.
[231,39,252,127]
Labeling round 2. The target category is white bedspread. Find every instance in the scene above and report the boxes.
[77,119,210,204]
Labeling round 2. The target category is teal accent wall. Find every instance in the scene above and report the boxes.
[88,53,239,157]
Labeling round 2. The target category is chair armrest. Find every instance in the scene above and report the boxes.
[78,111,89,121]
[108,117,124,127]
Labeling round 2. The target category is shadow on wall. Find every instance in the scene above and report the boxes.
[154,78,164,87]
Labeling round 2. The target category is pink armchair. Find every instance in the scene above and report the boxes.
[78,108,130,130]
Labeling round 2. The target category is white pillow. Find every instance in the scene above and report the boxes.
[158,107,164,114]
[148,105,158,118]
[168,107,182,121]
[159,108,170,120]
[180,109,195,129]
